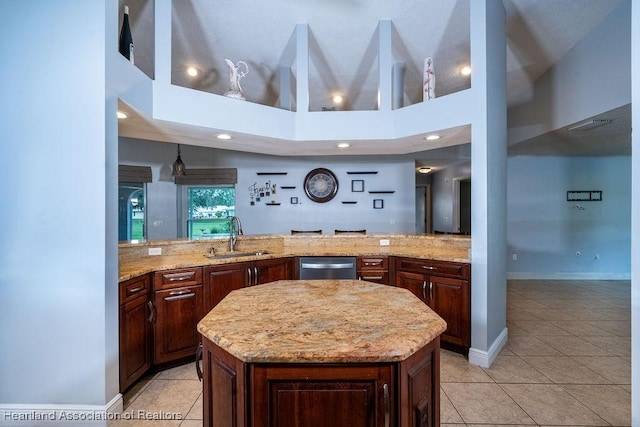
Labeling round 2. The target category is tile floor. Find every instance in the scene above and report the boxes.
[110,280,631,426]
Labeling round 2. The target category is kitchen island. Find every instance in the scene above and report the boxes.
[197,279,447,427]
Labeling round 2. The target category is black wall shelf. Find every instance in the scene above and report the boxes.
[368,190,395,194]
[341,201,357,204]
[346,171,378,175]
[257,172,288,176]
[265,202,281,206]
[279,186,297,189]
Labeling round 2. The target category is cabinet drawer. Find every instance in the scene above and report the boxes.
[357,256,388,270]
[154,267,203,290]
[395,257,469,280]
[120,274,151,305]
[357,271,389,285]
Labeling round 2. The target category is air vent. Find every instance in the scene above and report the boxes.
[567,119,612,131]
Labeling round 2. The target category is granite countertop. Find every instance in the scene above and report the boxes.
[118,234,471,281]
[197,279,447,363]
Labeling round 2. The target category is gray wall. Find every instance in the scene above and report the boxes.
[0,0,119,407]
[120,138,417,239]
[507,156,631,279]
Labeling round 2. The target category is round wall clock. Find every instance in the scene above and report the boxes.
[303,168,338,203]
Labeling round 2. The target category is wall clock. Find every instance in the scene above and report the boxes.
[303,168,338,203]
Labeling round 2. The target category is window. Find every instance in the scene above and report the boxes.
[119,182,146,241]
[180,186,236,239]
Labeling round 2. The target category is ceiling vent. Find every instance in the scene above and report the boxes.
[567,119,612,131]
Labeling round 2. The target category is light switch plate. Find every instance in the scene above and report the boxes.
[379,239,390,246]
[148,247,162,256]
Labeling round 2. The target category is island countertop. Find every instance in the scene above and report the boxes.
[197,279,447,364]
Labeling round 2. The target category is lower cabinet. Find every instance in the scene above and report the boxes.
[153,268,204,365]
[204,257,294,312]
[394,258,471,353]
[357,256,389,285]
[202,337,440,427]
[119,274,153,392]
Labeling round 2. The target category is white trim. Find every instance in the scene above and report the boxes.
[507,272,631,281]
[0,394,122,427]
[468,327,508,368]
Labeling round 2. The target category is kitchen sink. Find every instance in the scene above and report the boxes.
[205,251,270,259]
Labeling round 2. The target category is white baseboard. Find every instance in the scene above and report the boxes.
[468,327,508,368]
[507,272,631,281]
[0,394,122,427]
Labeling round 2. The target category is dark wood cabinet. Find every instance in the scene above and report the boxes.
[204,258,294,312]
[202,335,440,427]
[153,267,204,365]
[119,274,153,392]
[357,256,389,285]
[394,257,470,353]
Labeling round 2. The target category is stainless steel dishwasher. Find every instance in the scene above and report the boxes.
[299,256,357,280]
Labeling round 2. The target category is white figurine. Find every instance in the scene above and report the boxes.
[423,57,435,101]
[224,58,249,100]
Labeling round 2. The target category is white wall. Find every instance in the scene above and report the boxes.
[119,138,417,239]
[507,156,631,279]
[0,0,118,410]
[432,161,472,232]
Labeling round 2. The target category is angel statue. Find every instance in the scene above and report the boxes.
[224,58,249,100]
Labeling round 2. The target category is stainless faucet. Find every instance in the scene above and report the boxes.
[229,216,243,252]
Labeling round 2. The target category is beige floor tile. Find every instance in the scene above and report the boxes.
[500,384,607,426]
[125,379,203,421]
[509,320,571,336]
[441,383,535,425]
[519,308,581,321]
[620,384,632,393]
[571,356,631,384]
[154,363,200,381]
[185,393,203,420]
[506,308,544,321]
[596,307,631,320]
[519,355,611,384]
[582,335,631,357]
[179,421,203,427]
[123,377,153,409]
[440,350,494,383]
[505,335,563,356]
[440,388,464,423]
[536,335,614,356]
[550,320,610,336]
[586,320,631,336]
[508,298,548,309]
[481,355,552,384]
[561,384,631,426]
[506,322,530,336]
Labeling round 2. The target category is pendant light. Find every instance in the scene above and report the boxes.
[172,144,186,176]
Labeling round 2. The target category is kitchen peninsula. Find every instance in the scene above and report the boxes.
[197,279,447,427]
[117,233,470,393]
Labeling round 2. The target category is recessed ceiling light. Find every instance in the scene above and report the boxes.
[187,66,199,77]
[117,111,127,119]
[332,94,344,104]
[417,167,432,174]
[216,133,232,140]
[425,134,440,141]
[459,65,471,76]
[336,142,350,148]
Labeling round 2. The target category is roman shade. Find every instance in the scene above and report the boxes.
[174,168,238,185]
[119,165,152,183]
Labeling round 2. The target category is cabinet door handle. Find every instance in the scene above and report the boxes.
[422,266,437,271]
[422,281,427,300]
[128,286,144,294]
[254,267,258,285]
[383,383,390,427]
[362,276,383,280]
[195,343,203,382]
[147,301,155,323]
[429,281,433,300]
[247,267,252,286]
[166,273,193,282]
[164,292,195,301]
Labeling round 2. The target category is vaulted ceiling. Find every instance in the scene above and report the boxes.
[118,0,630,166]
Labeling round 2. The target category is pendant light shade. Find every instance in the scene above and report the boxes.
[172,144,186,176]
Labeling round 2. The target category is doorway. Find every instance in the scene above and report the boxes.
[452,177,471,234]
